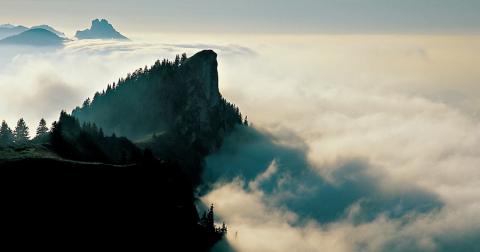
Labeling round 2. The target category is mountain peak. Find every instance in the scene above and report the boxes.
[189,49,217,60]
[92,18,109,25]
[182,50,220,108]
[75,19,128,40]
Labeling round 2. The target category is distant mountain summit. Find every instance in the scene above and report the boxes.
[0,24,28,40]
[75,19,128,40]
[0,24,64,41]
[1,20,127,42]
[0,28,65,47]
[31,25,66,37]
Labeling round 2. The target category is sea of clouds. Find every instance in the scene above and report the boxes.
[205,35,480,252]
[0,34,480,251]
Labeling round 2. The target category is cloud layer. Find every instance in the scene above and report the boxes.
[201,35,480,251]
[1,34,480,251]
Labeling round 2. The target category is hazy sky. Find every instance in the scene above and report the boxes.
[1,0,480,34]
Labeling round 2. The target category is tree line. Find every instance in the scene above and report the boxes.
[0,118,49,147]
[199,204,227,238]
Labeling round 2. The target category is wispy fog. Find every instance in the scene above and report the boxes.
[1,34,480,251]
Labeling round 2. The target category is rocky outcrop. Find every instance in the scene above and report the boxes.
[75,19,128,40]
[71,50,244,183]
[181,50,221,108]
[174,50,234,153]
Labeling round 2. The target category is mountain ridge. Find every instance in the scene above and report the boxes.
[0,19,128,44]
[0,24,28,40]
[0,28,65,47]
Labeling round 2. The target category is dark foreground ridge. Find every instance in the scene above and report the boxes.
[0,156,221,250]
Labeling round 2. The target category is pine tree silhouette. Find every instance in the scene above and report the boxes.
[180,53,187,65]
[13,118,29,145]
[221,222,228,234]
[0,121,14,147]
[36,118,49,137]
[207,204,215,232]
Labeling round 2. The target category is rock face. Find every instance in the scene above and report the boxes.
[0,28,64,47]
[75,19,128,40]
[181,50,221,108]
[175,50,227,152]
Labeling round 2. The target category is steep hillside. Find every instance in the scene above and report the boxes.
[0,157,222,250]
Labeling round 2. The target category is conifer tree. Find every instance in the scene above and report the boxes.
[180,53,187,65]
[0,121,14,147]
[36,118,49,137]
[221,222,228,234]
[174,54,181,66]
[207,204,215,232]
[82,98,91,108]
[13,118,29,145]
[243,116,249,126]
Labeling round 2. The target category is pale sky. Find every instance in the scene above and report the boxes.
[0,0,480,35]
